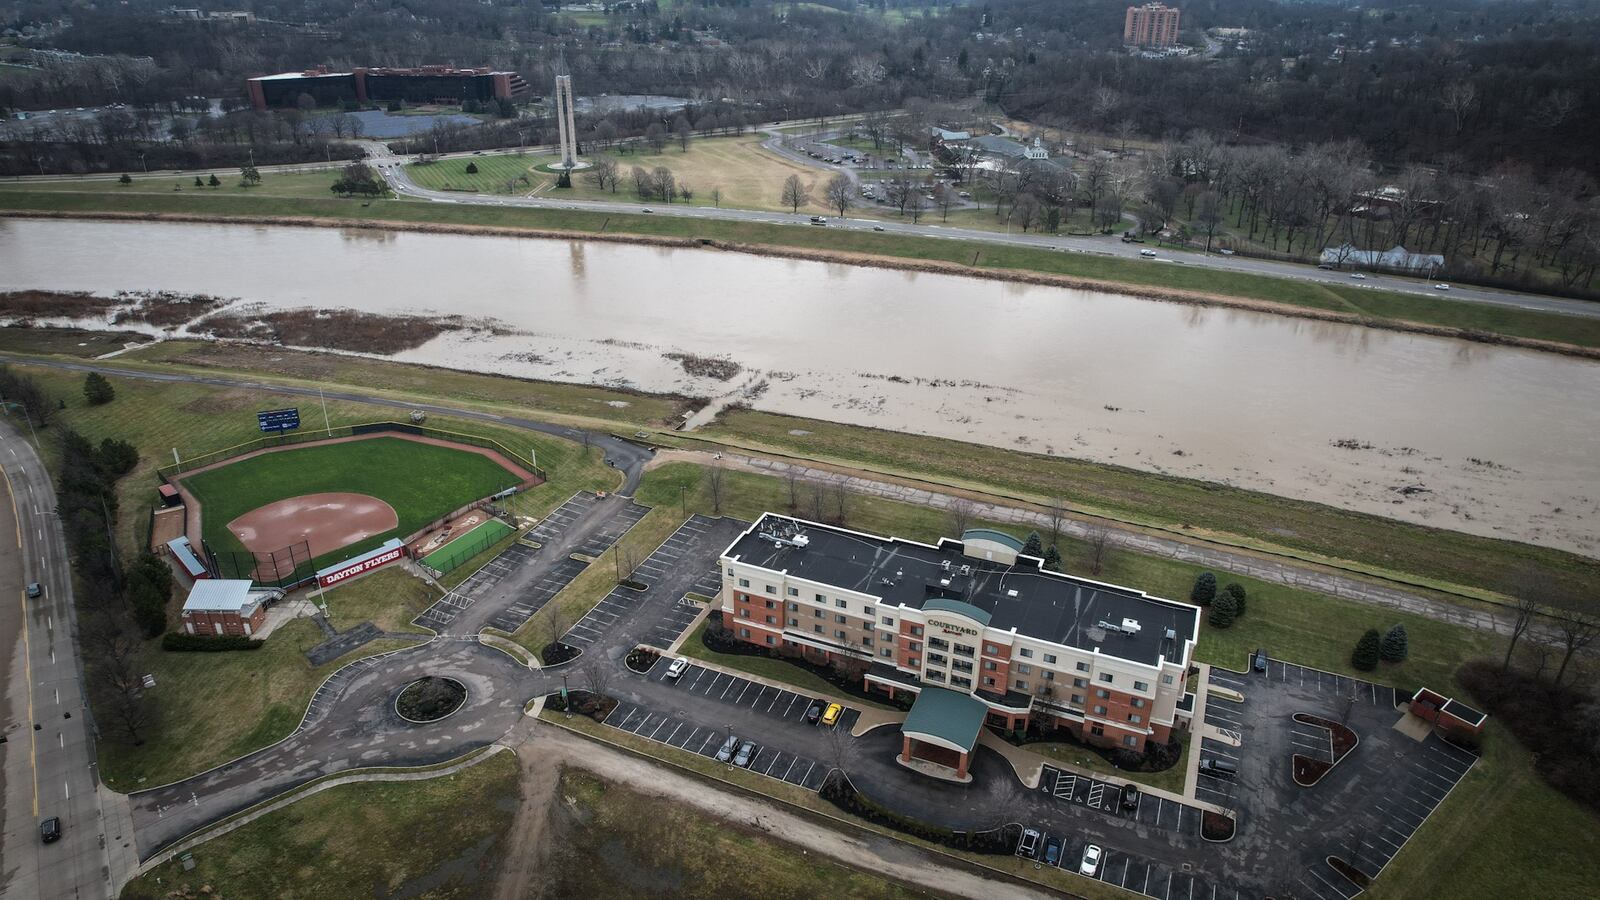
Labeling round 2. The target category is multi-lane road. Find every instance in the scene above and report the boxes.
[0,420,136,900]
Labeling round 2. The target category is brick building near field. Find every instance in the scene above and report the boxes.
[180,579,279,637]
[247,65,529,111]
[1124,3,1182,48]
[719,515,1200,781]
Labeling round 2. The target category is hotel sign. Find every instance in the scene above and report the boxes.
[928,618,979,637]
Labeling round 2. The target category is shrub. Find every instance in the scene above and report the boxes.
[97,437,139,477]
[1351,629,1381,671]
[1190,572,1217,606]
[1208,592,1237,629]
[465,161,480,174]
[162,632,264,652]
[1381,624,1409,662]
[118,173,132,185]
[1022,530,1043,557]
[1043,545,1061,570]
[83,372,115,405]
[1222,582,1247,618]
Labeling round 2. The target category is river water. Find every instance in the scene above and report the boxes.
[2,218,1596,557]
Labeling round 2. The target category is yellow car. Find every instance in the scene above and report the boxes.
[821,703,844,727]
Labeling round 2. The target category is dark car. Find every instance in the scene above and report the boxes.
[1199,758,1238,779]
[733,740,757,768]
[714,734,740,763]
[26,582,43,599]
[1044,838,1062,867]
[1252,648,1269,673]
[805,699,826,724]
[40,816,61,843]
[1120,783,1140,810]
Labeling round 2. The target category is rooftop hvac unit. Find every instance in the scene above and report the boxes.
[1164,627,1177,641]
[941,560,951,571]
[1122,618,1142,634]
[959,565,972,576]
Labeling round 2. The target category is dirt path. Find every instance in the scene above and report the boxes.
[510,724,1054,900]
[493,740,562,900]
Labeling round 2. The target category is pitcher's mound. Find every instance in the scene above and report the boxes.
[228,492,399,559]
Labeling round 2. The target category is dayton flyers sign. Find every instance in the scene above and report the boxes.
[316,539,406,587]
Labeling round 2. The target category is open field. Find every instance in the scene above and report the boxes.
[182,435,522,563]
[548,767,933,899]
[320,567,438,634]
[0,170,342,199]
[120,751,519,900]
[3,188,1595,353]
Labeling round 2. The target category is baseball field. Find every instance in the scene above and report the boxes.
[180,435,529,569]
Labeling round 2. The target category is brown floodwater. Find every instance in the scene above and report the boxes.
[2,218,1596,557]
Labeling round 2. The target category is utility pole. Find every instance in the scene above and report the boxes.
[319,387,331,436]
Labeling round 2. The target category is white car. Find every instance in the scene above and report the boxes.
[1079,844,1102,876]
[665,657,689,680]
[1433,283,1451,291]
[1139,249,1158,258]
[1349,273,1367,280]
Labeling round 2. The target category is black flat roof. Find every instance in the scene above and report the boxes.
[725,515,1198,668]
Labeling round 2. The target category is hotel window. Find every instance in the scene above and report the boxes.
[1096,689,1109,699]
[926,670,945,682]
[908,657,920,667]
[788,602,798,611]
[738,578,750,588]
[738,609,750,619]
[908,642,922,653]
[954,643,975,657]
[928,637,949,651]
[836,614,848,624]
[1075,661,1089,672]
[765,635,776,646]
[764,599,775,609]
[815,593,826,603]
[1132,698,1145,709]
[835,598,848,609]
[1071,694,1085,705]
[765,615,776,625]
[1134,680,1149,692]
[881,616,895,626]
[952,660,973,674]
[1074,678,1087,688]
[727,569,734,577]
[813,609,824,619]
[788,618,799,627]
[1015,680,1029,691]
[740,628,751,638]
[1043,671,1055,681]
[787,587,798,596]
[1090,724,1104,736]
[1123,736,1139,748]
[1019,648,1034,659]
[813,625,824,634]
[1099,673,1115,684]
[880,647,894,658]
[983,677,996,687]
[1044,654,1057,664]
[1016,663,1032,675]
[911,626,924,637]
[835,630,848,639]
[863,605,875,616]
[1161,674,1175,685]
[983,660,997,671]
[1129,714,1142,724]
[764,585,775,594]
[951,675,972,688]
[984,643,998,654]
[1093,705,1108,716]
[927,653,947,665]
[862,636,873,646]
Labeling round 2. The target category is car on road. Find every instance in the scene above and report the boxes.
[958,191,971,198]
[1120,784,1139,810]
[665,657,689,680]
[1139,249,1158,258]
[805,699,826,724]
[641,208,653,213]
[821,702,843,727]
[1217,248,1236,255]
[1079,844,1102,876]
[1252,648,1269,673]
[40,816,61,843]
[872,225,885,232]
[1434,283,1451,290]
[1349,272,1367,279]
[733,739,757,768]
[1018,827,1041,858]
[1044,838,1061,866]
[1199,758,1238,779]
[1317,263,1334,270]
[715,734,740,763]
[26,582,43,599]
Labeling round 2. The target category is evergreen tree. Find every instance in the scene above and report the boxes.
[1208,593,1237,629]
[118,173,132,185]
[465,161,479,174]
[207,173,221,187]
[1190,572,1217,606]
[1380,624,1409,662]
[97,438,138,477]
[193,176,204,188]
[83,371,115,405]
[1043,545,1062,571]
[1223,582,1247,618]
[1351,629,1381,671]
[1022,530,1043,558]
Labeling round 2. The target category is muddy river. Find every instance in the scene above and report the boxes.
[3,218,1596,557]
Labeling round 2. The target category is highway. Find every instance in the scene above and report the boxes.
[0,419,136,900]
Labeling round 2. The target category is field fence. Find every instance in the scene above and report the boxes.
[420,518,516,577]
[205,538,317,590]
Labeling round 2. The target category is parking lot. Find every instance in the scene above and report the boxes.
[413,541,538,632]
[603,697,833,791]
[1015,820,1241,900]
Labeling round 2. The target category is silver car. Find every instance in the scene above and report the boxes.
[733,740,757,768]
[714,734,739,763]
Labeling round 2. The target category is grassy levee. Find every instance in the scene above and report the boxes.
[120,751,519,899]
[3,186,1598,350]
[7,364,614,785]
[689,409,1600,606]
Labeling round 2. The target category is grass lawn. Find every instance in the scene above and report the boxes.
[120,751,519,900]
[319,567,437,635]
[182,435,523,565]
[0,170,342,200]
[677,619,895,711]
[404,153,540,194]
[100,618,422,789]
[0,325,145,356]
[3,186,1595,352]
[1028,731,1191,795]
[548,767,930,899]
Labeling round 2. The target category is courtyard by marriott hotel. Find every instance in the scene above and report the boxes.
[720,515,1201,781]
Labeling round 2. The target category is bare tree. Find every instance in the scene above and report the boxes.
[1196,190,1225,253]
[1045,497,1067,548]
[1504,596,1541,671]
[584,155,619,192]
[83,612,152,744]
[706,466,726,515]
[1501,567,1547,671]
[832,482,850,525]
[1553,610,1599,686]
[825,173,855,218]
[809,481,828,522]
[650,166,677,203]
[583,659,613,701]
[710,186,723,208]
[1441,81,1477,135]
[613,539,639,584]
[1086,525,1112,576]
[780,174,810,213]
[542,604,571,651]
[948,498,974,536]
[906,191,926,224]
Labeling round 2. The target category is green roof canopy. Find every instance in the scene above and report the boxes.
[901,688,989,753]
[923,597,992,628]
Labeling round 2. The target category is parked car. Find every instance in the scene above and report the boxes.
[1139,249,1158,258]
[1217,248,1236,255]
[1199,758,1238,779]
[40,816,61,844]
[641,208,653,213]
[1120,784,1140,810]
[958,191,971,198]
[1080,844,1102,876]
[26,582,43,599]
[1018,827,1041,859]
[715,734,740,763]
[1433,283,1451,290]
[805,699,826,724]
[1252,648,1269,673]
[733,739,757,768]
[665,657,689,680]
[1044,838,1062,867]
[1349,272,1367,280]
[821,702,844,726]
[1317,263,1334,270]
[872,225,885,232]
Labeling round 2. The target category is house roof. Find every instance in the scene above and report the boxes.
[182,579,255,613]
[166,536,208,578]
[902,687,989,752]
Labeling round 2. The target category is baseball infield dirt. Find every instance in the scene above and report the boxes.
[226,492,399,559]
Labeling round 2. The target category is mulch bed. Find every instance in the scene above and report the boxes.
[542,641,579,666]
[1328,856,1372,888]
[1201,810,1236,842]
[626,647,660,673]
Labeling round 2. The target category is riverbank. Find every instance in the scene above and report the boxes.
[2,191,1599,356]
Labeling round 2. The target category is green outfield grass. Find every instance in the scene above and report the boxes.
[421,517,514,571]
[182,436,523,566]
